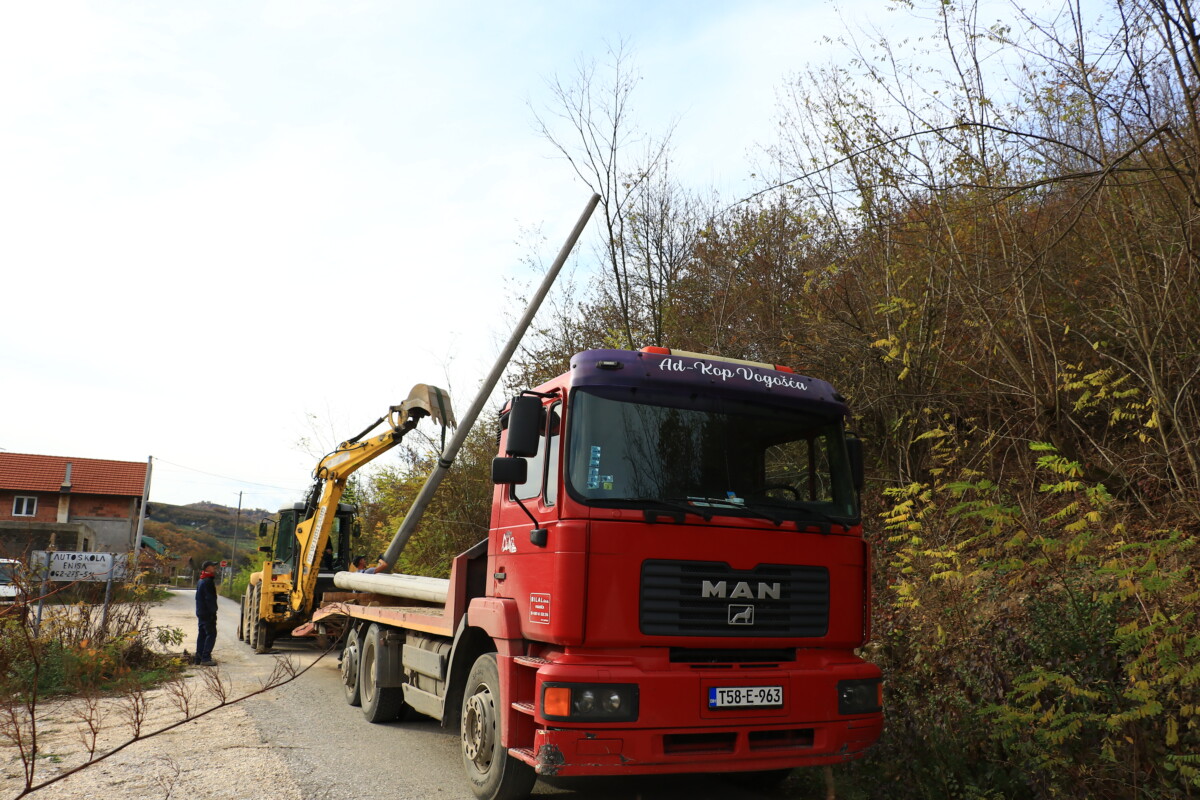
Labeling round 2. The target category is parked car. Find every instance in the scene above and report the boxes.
[0,558,21,603]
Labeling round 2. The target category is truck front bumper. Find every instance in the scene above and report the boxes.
[512,654,882,777]
[520,717,881,777]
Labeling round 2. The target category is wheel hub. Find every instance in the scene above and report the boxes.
[342,644,358,687]
[462,689,496,767]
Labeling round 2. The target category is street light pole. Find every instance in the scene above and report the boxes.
[229,490,243,576]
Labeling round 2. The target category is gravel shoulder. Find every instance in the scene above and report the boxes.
[1,590,307,800]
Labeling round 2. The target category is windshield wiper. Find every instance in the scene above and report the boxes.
[686,497,784,526]
[749,499,849,531]
[623,497,713,523]
[791,503,847,529]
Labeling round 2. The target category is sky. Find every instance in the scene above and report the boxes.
[0,0,1076,513]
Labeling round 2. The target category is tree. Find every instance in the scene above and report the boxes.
[532,41,679,349]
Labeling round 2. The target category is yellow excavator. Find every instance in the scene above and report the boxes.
[238,384,455,653]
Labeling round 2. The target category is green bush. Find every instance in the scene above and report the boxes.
[221,561,257,601]
[858,442,1200,799]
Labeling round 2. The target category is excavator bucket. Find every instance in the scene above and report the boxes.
[393,384,456,429]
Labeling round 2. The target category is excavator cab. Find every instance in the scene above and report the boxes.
[266,501,358,575]
[268,502,307,566]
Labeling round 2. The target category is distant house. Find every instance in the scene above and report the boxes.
[0,452,149,557]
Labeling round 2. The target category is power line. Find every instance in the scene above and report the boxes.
[151,457,299,493]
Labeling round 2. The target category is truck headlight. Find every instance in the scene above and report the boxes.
[542,683,639,722]
[837,678,883,715]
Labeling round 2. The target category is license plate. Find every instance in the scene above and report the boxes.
[708,686,784,709]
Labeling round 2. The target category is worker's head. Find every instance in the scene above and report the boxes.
[352,555,367,569]
[201,561,217,575]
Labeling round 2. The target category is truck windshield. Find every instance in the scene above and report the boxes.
[0,563,15,583]
[566,388,858,523]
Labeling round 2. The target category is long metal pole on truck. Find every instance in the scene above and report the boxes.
[378,192,600,569]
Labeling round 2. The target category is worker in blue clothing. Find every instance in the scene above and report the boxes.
[194,561,218,666]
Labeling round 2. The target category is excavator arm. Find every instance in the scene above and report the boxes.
[286,384,454,618]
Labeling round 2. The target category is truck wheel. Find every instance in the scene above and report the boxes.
[359,624,407,723]
[461,653,536,800]
[341,627,362,707]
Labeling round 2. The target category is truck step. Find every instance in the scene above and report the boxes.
[509,747,537,767]
[511,701,535,716]
[514,655,552,668]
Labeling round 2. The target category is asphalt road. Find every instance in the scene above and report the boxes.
[192,591,826,800]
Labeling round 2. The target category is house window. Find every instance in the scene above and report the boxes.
[13,496,37,517]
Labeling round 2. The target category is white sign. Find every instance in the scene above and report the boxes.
[32,551,129,582]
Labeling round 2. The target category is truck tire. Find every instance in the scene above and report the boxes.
[359,624,406,723]
[341,626,362,706]
[237,592,245,641]
[461,653,536,800]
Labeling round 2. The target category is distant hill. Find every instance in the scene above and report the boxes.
[148,501,274,535]
[145,501,276,574]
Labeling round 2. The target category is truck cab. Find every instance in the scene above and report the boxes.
[321,347,882,800]
[476,347,881,780]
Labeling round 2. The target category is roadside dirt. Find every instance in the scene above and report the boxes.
[1,590,307,800]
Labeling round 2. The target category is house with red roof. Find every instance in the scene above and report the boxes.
[0,452,149,557]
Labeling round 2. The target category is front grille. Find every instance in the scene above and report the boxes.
[640,560,828,637]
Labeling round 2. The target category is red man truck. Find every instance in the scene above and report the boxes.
[316,345,882,800]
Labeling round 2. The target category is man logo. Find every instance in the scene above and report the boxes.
[728,605,755,625]
[701,580,781,600]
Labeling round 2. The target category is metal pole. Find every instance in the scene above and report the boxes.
[99,555,115,637]
[380,193,600,569]
[33,553,48,637]
[133,456,152,551]
[230,490,243,570]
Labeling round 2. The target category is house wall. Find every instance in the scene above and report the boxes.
[1,492,137,554]
[68,497,137,552]
[0,522,92,558]
[1,491,57,523]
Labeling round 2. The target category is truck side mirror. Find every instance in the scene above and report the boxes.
[505,395,542,457]
[847,437,864,492]
[352,520,362,538]
[258,521,269,538]
[492,457,528,485]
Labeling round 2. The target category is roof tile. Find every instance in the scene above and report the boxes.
[0,452,148,497]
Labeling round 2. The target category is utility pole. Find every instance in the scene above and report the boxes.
[229,490,243,576]
[134,456,153,551]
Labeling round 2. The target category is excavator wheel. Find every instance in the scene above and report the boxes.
[246,585,260,650]
[461,652,536,800]
[253,613,272,653]
[236,591,245,641]
[250,584,272,654]
[359,624,407,723]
